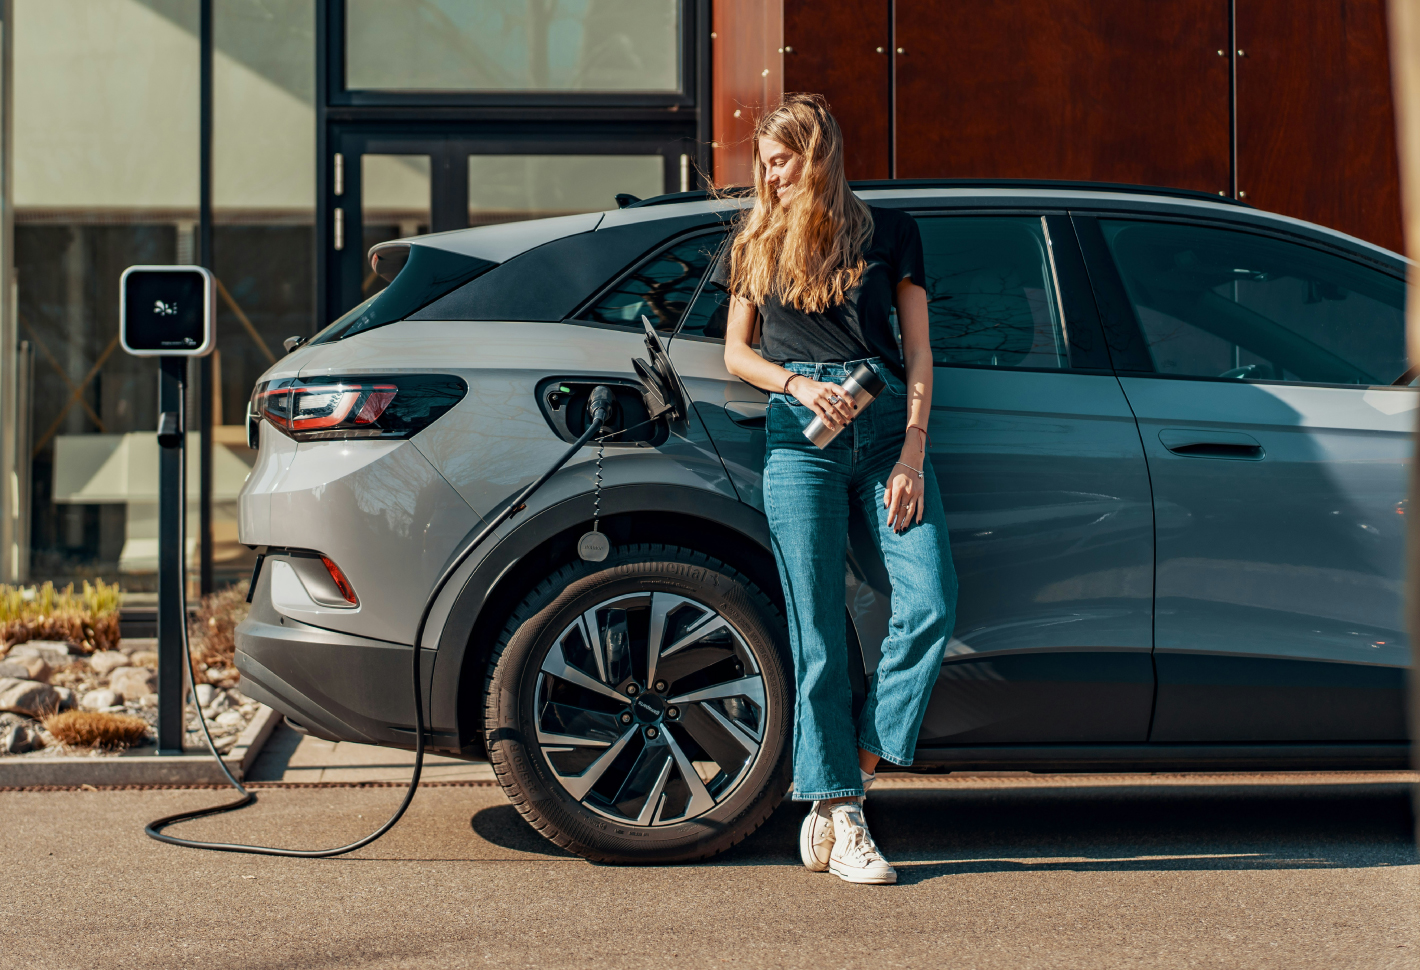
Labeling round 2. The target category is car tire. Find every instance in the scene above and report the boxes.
[483,543,791,864]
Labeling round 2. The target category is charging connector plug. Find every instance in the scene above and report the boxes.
[587,385,616,432]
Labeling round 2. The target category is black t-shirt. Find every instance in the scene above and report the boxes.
[712,205,925,378]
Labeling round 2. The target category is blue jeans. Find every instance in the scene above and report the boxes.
[764,358,957,801]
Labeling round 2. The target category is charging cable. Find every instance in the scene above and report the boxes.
[144,388,618,856]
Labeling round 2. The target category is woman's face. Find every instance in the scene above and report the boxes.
[759,137,805,206]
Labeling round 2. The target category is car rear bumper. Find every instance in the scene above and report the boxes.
[234,559,465,754]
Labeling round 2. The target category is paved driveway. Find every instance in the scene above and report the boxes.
[1,774,1415,969]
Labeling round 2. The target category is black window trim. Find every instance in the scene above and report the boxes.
[566,223,730,334]
[1071,210,1410,389]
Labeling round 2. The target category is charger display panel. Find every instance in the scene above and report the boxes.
[119,265,215,356]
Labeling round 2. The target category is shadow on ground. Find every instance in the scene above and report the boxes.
[469,781,1418,880]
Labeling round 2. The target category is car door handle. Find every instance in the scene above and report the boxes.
[725,401,767,428]
[1159,428,1265,461]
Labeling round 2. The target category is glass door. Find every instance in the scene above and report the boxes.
[360,153,432,299]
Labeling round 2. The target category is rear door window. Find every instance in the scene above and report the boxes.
[1100,220,1407,385]
[577,231,727,334]
[915,216,1068,370]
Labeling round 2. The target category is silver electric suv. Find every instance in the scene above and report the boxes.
[236,181,1413,863]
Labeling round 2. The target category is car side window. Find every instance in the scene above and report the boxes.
[578,231,727,334]
[915,216,1068,370]
[1100,220,1407,385]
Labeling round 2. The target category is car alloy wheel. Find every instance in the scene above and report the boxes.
[484,545,791,863]
[536,590,768,826]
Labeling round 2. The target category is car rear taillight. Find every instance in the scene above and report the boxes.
[251,374,466,442]
[320,556,358,605]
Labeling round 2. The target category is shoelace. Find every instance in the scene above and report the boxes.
[834,808,886,864]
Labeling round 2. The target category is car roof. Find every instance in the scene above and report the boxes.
[409,180,1405,271]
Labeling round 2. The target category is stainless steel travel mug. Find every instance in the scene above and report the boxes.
[802,362,887,449]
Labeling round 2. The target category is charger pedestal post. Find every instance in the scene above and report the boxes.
[119,266,216,755]
[156,356,187,753]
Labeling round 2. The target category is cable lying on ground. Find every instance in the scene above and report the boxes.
[144,393,617,856]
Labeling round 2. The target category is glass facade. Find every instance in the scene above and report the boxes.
[13,0,198,589]
[345,0,680,93]
[0,0,703,590]
[467,154,662,225]
[4,0,314,589]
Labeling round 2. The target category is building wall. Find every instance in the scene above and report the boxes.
[714,0,1403,252]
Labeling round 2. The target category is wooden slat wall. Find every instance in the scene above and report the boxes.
[784,1,892,179]
[711,1,1402,250]
[892,0,1232,194]
[711,0,783,186]
[1236,0,1402,251]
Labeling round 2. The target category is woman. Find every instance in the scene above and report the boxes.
[721,94,957,886]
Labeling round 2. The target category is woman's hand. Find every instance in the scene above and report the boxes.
[884,445,926,533]
[788,376,858,429]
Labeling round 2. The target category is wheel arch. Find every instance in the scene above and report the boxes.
[430,484,782,759]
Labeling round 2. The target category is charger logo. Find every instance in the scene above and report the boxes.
[154,300,178,316]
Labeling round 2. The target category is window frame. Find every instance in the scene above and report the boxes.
[567,224,730,337]
[906,207,1115,375]
[331,0,699,109]
[1072,211,1412,391]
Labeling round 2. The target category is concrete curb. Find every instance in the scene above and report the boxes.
[0,704,281,787]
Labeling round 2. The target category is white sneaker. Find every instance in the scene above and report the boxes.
[828,802,897,885]
[799,801,835,872]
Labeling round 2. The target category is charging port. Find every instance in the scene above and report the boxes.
[536,377,667,446]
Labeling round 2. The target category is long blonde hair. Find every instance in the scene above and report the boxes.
[727,94,873,313]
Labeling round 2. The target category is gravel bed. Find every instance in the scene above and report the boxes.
[0,638,258,759]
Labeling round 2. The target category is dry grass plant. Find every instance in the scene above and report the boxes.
[188,581,249,686]
[43,710,151,749]
[0,580,122,655]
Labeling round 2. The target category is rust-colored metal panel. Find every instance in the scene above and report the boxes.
[784,1,891,179]
[1237,0,1402,252]
[712,0,783,186]
[893,1,1231,195]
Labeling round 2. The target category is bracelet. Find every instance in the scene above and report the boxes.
[783,373,803,394]
[906,424,929,446]
[894,460,924,477]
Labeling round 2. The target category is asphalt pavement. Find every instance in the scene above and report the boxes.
[1,774,1416,970]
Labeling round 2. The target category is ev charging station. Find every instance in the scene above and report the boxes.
[119,265,216,755]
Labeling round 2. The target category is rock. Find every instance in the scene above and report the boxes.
[118,638,157,655]
[205,692,232,716]
[194,683,216,707]
[215,710,246,729]
[2,716,43,754]
[227,688,249,705]
[108,667,156,701]
[80,689,119,711]
[129,651,159,668]
[9,642,71,667]
[2,652,51,682]
[90,651,129,676]
[0,661,30,680]
[53,686,74,711]
[0,677,63,716]
[139,693,159,709]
